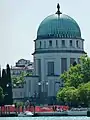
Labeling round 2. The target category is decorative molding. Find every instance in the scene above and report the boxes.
[32,50,86,55]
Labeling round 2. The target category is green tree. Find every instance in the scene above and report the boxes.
[80,55,90,83]
[1,69,7,94]
[60,55,90,88]
[6,64,13,105]
[0,87,4,105]
[57,87,79,106]
[61,64,83,88]
[12,72,32,87]
[78,82,90,107]
[57,55,90,107]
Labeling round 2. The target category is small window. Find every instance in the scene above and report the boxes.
[76,40,78,48]
[49,40,52,47]
[56,40,58,47]
[73,61,77,66]
[62,40,65,46]
[47,62,54,75]
[70,58,76,65]
[40,41,41,48]
[70,40,72,46]
[61,58,67,73]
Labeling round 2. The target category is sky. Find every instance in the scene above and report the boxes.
[0,0,90,68]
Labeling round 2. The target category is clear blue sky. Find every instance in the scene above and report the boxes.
[0,0,90,68]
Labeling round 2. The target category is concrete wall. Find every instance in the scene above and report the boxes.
[24,76,39,98]
[12,87,24,100]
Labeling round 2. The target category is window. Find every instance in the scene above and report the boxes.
[70,40,72,47]
[62,40,65,46]
[73,61,77,66]
[38,59,41,77]
[47,62,54,75]
[49,40,52,47]
[40,41,41,48]
[70,58,76,65]
[56,40,58,47]
[20,92,22,97]
[61,58,67,73]
[76,40,79,48]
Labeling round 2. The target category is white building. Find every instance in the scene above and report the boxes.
[11,59,34,101]
[13,4,86,104]
[11,59,34,76]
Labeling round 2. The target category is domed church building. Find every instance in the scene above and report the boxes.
[24,4,85,104]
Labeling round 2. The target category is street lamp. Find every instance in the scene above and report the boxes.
[38,82,41,86]
[46,82,48,85]
[37,82,41,101]
[38,81,48,93]
[6,84,9,87]
[3,84,10,105]
[38,81,48,104]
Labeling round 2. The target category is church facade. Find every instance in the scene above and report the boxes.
[13,4,86,104]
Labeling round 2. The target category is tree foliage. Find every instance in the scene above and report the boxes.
[6,64,13,105]
[57,55,90,107]
[1,69,7,93]
[0,65,13,105]
[57,87,79,106]
[0,87,4,104]
[12,72,32,87]
[61,64,84,88]
[78,82,90,106]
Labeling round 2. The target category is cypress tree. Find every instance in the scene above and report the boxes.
[1,69,7,105]
[6,64,13,105]
[0,67,1,87]
[1,69,7,94]
[0,75,2,90]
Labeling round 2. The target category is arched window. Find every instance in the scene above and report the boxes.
[62,40,65,47]
[70,40,72,47]
[49,40,52,47]
[76,40,79,48]
[56,40,58,47]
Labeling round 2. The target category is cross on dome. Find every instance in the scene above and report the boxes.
[56,3,62,15]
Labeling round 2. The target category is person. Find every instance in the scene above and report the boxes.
[56,107,60,112]
[14,103,17,114]
[55,106,57,111]
[33,104,35,115]
[52,105,55,111]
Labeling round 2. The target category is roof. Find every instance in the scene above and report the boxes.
[37,14,81,39]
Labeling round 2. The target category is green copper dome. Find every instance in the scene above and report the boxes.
[37,14,81,39]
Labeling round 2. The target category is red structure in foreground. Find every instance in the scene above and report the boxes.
[0,105,69,113]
